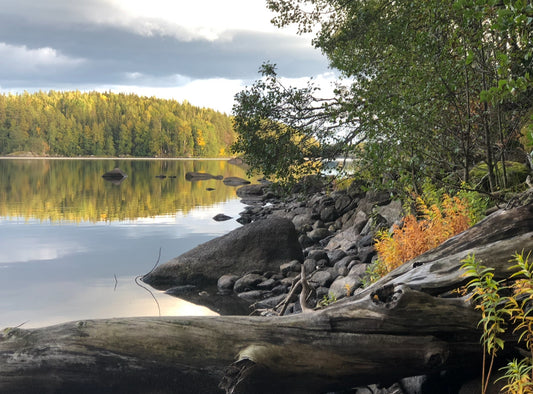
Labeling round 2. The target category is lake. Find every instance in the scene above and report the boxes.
[0,158,252,329]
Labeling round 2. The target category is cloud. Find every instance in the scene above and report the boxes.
[102,78,245,113]
[0,12,326,81]
[0,0,292,42]
[102,72,339,114]
[0,43,84,75]
[0,0,331,112]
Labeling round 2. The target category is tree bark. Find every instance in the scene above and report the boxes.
[1,203,532,393]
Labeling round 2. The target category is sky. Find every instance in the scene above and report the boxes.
[0,0,333,114]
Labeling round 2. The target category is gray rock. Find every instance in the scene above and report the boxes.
[326,267,340,282]
[327,249,347,264]
[303,259,316,274]
[237,290,269,302]
[366,190,392,206]
[257,278,278,290]
[357,233,375,248]
[360,213,388,237]
[213,213,232,222]
[334,256,355,276]
[292,213,315,231]
[325,226,362,251]
[335,264,349,277]
[308,227,331,241]
[271,284,289,295]
[234,273,265,293]
[351,210,370,233]
[164,285,198,296]
[316,258,329,269]
[329,275,363,299]
[348,263,368,278]
[223,176,251,186]
[298,234,314,248]
[280,276,297,287]
[252,294,287,309]
[309,270,333,288]
[353,388,373,394]
[341,210,355,225]
[280,260,302,276]
[318,195,335,208]
[316,286,330,299]
[338,255,357,267]
[236,183,267,198]
[236,215,252,224]
[217,274,239,292]
[334,194,353,215]
[142,216,303,289]
[313,219,325,229]
[357,246,376,264]
[376,199,403,227]
[320,205,338,222]
[307,249,329,262]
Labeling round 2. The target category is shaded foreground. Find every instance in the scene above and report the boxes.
[0,203,532,393]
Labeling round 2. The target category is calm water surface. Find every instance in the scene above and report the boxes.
[0,159,252,328]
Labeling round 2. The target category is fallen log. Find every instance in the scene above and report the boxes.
[0,287,480,394]
[0,203,532,393]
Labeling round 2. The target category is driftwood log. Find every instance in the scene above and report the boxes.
[1,203,532,394]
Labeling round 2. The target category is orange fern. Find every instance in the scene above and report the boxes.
[375,194,473,276]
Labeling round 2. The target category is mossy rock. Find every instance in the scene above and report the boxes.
[470,161,530,190]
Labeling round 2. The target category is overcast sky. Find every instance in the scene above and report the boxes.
[0,0,332,113]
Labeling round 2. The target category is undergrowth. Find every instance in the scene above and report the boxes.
[462,251,533,394]
[367,191,479,281]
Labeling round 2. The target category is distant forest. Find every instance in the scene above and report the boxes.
[0,91,235,157]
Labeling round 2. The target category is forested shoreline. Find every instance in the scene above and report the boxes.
[0,91,235,158]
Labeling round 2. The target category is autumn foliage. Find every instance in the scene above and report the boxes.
[374,194,474,278]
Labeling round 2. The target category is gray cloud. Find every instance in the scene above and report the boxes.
[0,3,328,89]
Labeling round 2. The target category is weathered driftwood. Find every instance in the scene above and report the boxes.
[0,203,532,393]
[0,287,480,394]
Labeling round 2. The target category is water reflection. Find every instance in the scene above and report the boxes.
[1,276,218,329]
[0,159,252,328]
[0,159,251,222]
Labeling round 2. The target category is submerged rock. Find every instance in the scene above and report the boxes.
[213,213,232,222]
[185,172,223,181]
[102,167,127,180]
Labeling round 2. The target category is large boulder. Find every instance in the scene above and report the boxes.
[142,217,303,289]
[236,184,268,198]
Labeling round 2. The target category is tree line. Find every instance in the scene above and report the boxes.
[233,0,533,193]
[0,90,235,157]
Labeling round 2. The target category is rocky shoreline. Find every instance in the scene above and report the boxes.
[140,178,489,393]
[143,179,404,317]
[234,182,403,314]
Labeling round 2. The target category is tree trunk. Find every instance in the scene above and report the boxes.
[1,203,532,394]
